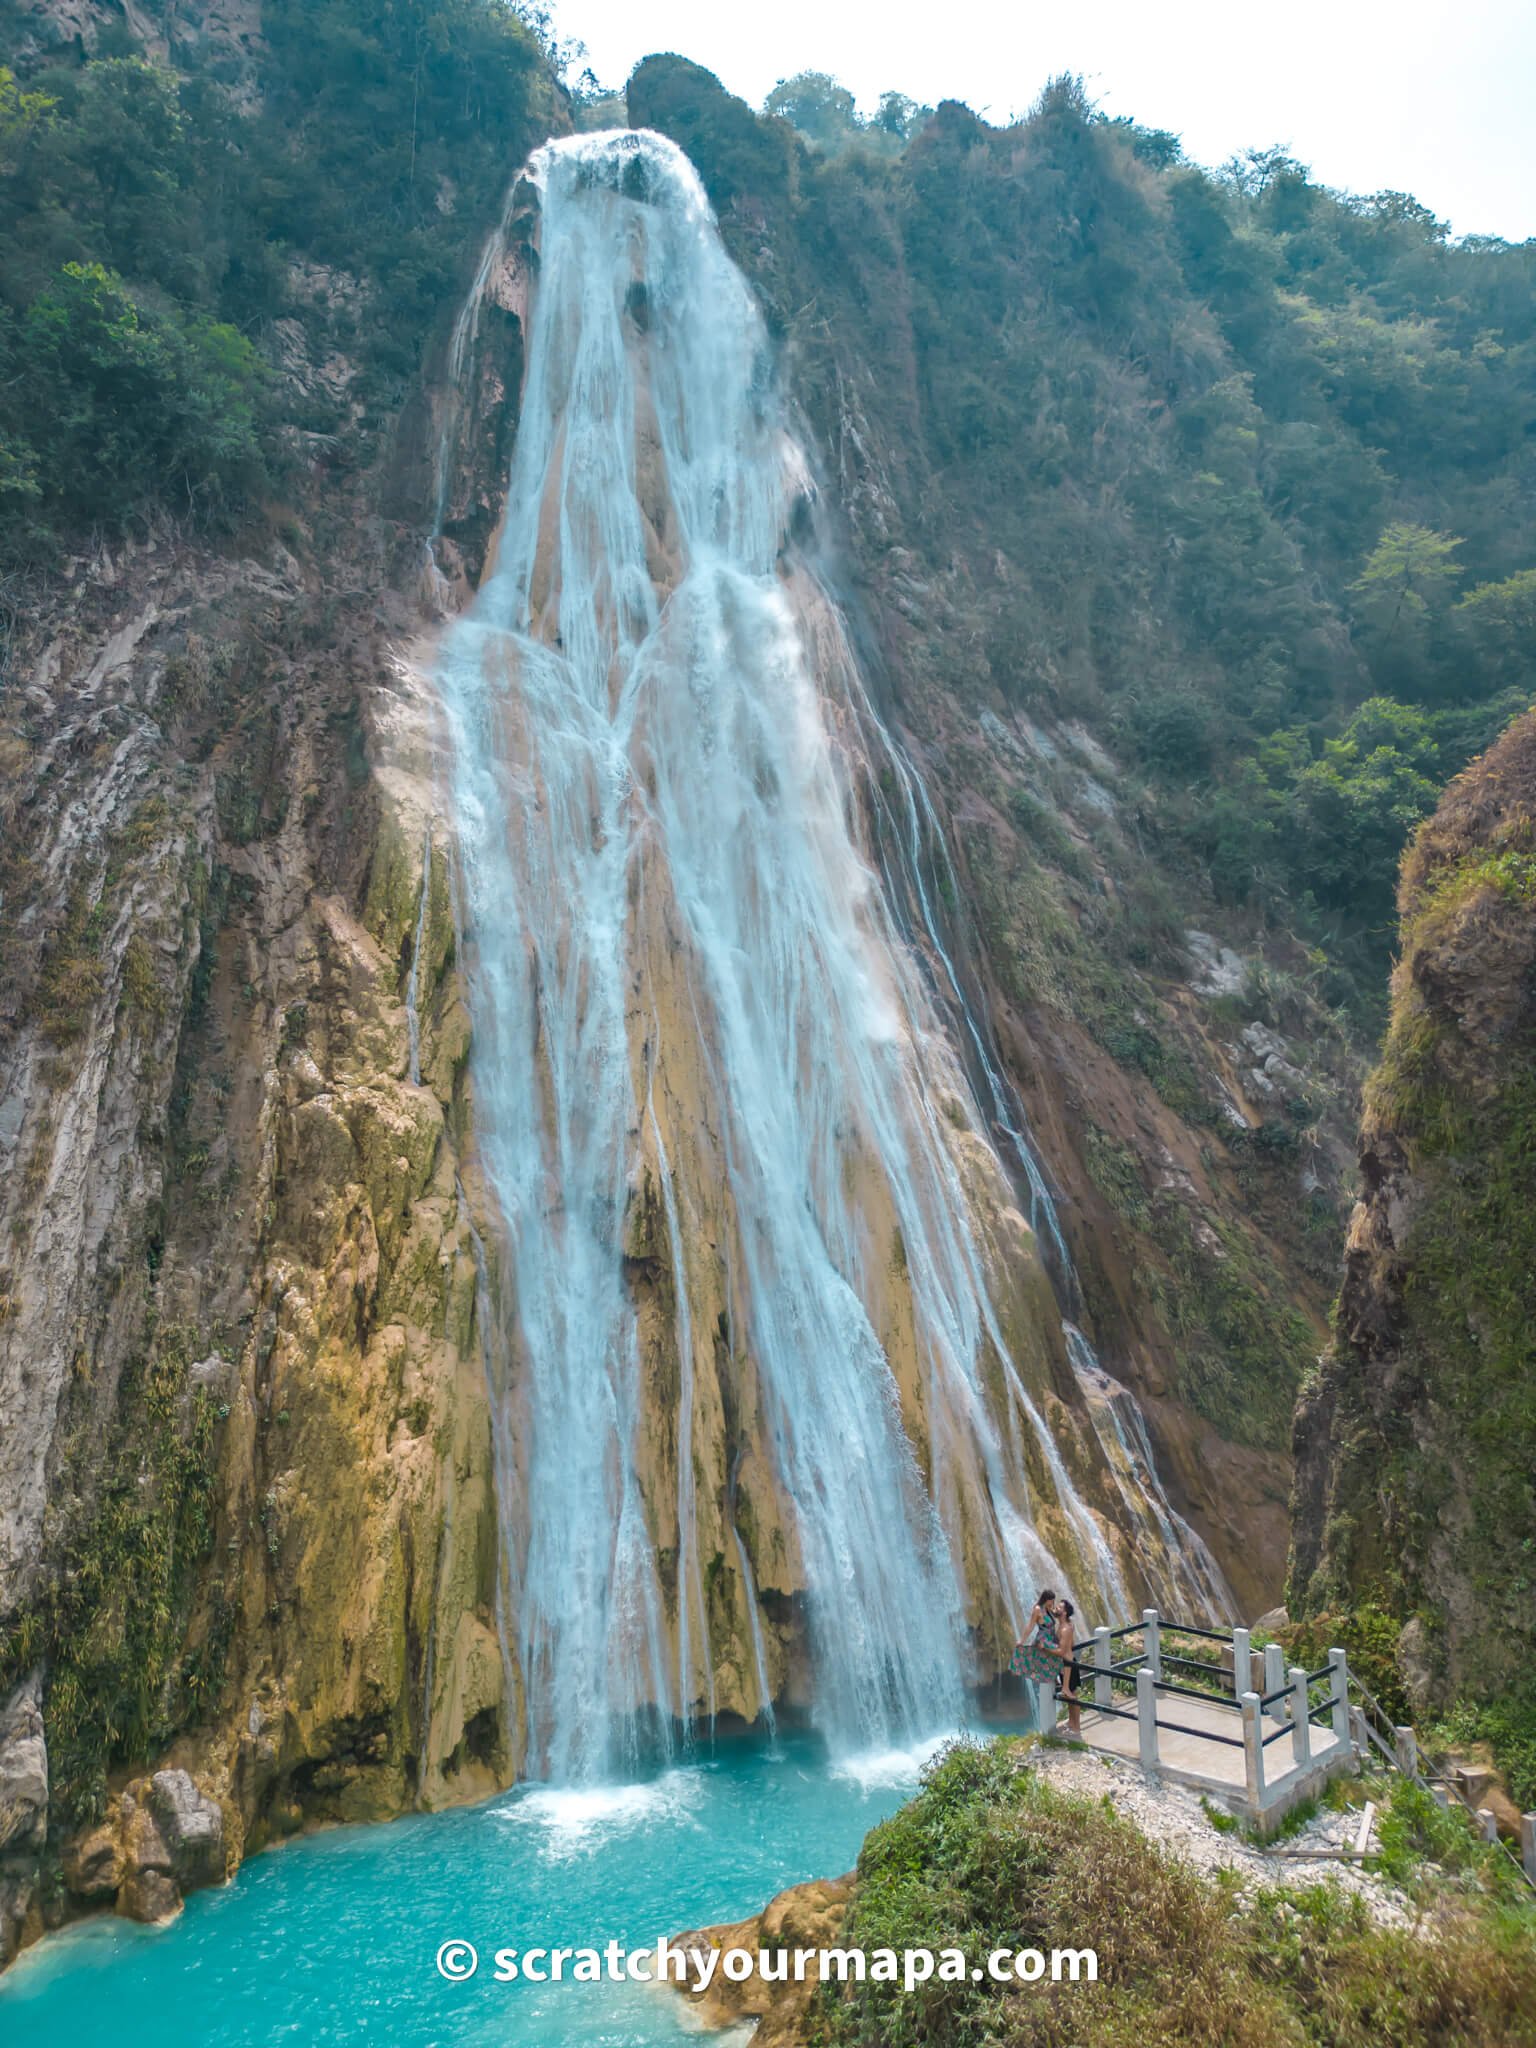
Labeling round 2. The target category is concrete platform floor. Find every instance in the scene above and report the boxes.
[1069,1692,1276,1790]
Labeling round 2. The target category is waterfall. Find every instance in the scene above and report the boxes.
[731,1527,777,1740]
[430,128,1215,1783]
[1063,1324,1235,1620]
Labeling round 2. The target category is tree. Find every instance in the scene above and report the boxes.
[0,64,55,149]
[1222,145,1308,199]
[872,91,931,141]
[1281,698,1442,916]
[1457,567,1536,634]
[763,73,859,151]
[1350,521,1463,642]
[19,262,264,518]
[1100,115,1182,168]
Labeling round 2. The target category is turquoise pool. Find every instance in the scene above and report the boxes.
[0,1731,950,2044]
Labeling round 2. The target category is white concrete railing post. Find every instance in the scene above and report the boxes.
[1328,1648,1350,1747]
[1137,1667,1159,1774]
[1231,1625,1251,1700]
[1394,1725,1417,1777]
[1036,1680,1056,1733]
[1477,1807,1499,1844]
[1263,1641,1286,1723]
[1289,1666,1312,1767]
[1241,1690,1265,1807]
[1093,1626,1112,1710]
[1521,1813,1536,1883]
[1142,1609,1161,1682]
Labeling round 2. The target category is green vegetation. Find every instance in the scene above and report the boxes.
[0,1327,224,1827]
[1081,1122,1315,1451]
[809,1740,1536,2048]
[0,6,556,565]
[34,877,112,1044]
[1280,1604,1410,1722]
[1427,1698,1536,1814]
[630,59,1536,1022]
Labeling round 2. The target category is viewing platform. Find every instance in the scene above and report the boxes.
[1024,1610,1356,1833]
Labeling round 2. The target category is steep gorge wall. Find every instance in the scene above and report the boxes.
[0,5,563,1956]
[1290,710,1535,1736]
[0,506,511,1958]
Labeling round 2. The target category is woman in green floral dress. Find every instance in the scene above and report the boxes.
[1010,1590,1062,1683]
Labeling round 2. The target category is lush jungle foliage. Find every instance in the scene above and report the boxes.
[0,0,553,565]
[632,60,1536,1017]
[810,1740,1536,2048]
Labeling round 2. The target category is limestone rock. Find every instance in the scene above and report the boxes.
[1186,930,1249,998]
[121,1792,174,1878]
[0,1674,48,1854]
[118,1868,182,1926]
[1289,711,1536,1709]
[148,1770,226,1889]
[0,1869,39,1969]
[60,1822,126,1900]
[673,1873,854,2045]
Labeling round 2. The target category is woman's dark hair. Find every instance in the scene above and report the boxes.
[1037,1588,1057,1605]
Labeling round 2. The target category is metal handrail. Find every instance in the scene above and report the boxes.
[1338,1671,1536,1900]
[1160,1718,1245,1749]
[1159,1651,1228,1679]
[1154,1621,1232,1645]
[1052,1616,1535,1899]
[1153,1676,1246,1709]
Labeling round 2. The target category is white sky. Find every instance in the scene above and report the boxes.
[548,0,1536,241]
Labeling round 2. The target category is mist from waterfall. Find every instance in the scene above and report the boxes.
[431,128,1223,1784]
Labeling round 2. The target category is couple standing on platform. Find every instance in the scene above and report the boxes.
[1009,1588,1084,1738]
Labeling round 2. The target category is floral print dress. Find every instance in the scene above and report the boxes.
[1010,1610,1061,1685]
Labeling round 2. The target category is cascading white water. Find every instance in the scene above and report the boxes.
[432,128,1220,1783]
[1062,1325,1234,1619]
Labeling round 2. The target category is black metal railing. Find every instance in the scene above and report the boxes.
[1081,1616,1536,1897]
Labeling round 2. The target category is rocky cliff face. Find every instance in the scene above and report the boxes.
[1290,710,1536,1718]
[0,496,514,1958]
[0,6,560,1956]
